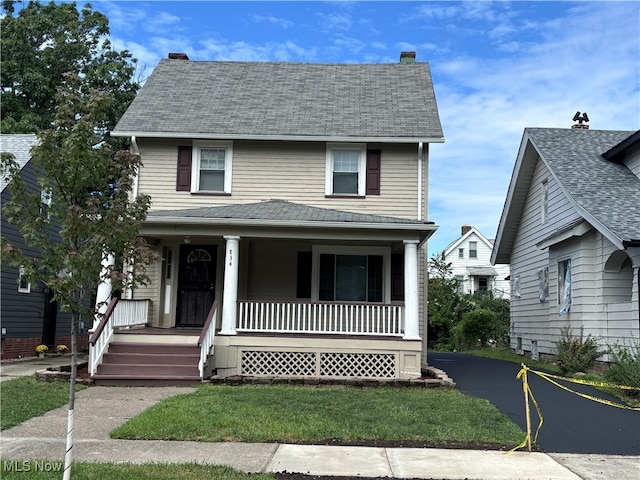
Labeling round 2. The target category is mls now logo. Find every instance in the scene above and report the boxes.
[3,460,63,472]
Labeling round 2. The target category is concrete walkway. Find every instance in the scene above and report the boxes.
[1,358,638,479]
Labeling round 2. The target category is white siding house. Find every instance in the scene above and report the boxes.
[492,128,640,361]
[435,225,510,299]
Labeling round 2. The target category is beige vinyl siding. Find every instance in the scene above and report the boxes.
[131,253,162,325]
[246,240,308,301]
[136,139,420,219]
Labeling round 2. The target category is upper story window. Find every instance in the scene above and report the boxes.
[18,266,31,293]
[40,188,52,219]
[541,179,549,224]
[326,143,366,196]
[469,241,477,259]
[458,248,464,259]
[176,142,233,194]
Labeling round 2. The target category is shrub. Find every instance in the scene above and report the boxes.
[452,308,498,351]
[555,327,604,374]
[605,339,640,398]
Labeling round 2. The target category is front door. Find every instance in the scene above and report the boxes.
[176,245,216,327]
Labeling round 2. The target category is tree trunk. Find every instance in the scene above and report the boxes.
[63,310,78,480]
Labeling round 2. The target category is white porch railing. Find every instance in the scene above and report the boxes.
[89,298,149,375]
[237,301,404,336]
[198,300,219,379]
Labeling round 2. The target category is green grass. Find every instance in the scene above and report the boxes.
[465,347,561,373]
[1,376,86,430]
[0,461,274,480]
[111,384,524,447]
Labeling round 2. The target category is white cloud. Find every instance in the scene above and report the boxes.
[252,14,294,29]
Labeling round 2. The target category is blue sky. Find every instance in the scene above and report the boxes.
[88,1,639,256]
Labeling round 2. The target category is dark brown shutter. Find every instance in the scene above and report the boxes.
[176,146,192,191]
[366,150,381,195]
[391,253,404,301]
[296,251,312,299]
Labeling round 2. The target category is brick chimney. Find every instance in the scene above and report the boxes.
[461,225,472,235]
[400,51,416,64]
[168,53,189,60]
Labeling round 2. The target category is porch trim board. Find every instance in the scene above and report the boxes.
[237,300,404,336]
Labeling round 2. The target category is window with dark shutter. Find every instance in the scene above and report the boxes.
[366,150,381,195]
[176,146,192,191]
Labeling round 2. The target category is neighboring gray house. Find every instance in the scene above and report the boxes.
[88,52,445,385]
[435,225,510,299]
[492,127,640,360]
[1,134,75,358]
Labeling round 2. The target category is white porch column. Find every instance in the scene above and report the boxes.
[92,253,115,330]
[220,236,240,335]
[403,240,421,340]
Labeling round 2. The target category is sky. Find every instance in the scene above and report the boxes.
[70,1,640,256]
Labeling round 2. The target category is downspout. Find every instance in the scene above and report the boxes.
[417,142,423,220]
[126,136,141,300]
[131,136,140,197]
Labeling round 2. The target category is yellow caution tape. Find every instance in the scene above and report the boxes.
[508,364,640,454]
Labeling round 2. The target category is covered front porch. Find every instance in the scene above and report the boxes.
[90,201,435,383]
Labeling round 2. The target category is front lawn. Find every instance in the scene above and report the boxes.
[111,384,524,448]
[1,376,86,430]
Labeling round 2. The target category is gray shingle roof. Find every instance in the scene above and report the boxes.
[526,128,640,245]
[1,134,38,191]
[113,59,444,141]
[148,199,434,228]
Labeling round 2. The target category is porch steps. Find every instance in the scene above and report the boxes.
[92,341,202,386]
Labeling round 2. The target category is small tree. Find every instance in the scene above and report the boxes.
[427,253,468,349]
[1,73,155,480]
[452,308,499,351]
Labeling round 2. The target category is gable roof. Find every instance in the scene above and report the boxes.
[1,134,38,192]
[146,199,436,238]
[492,128,639,263]
[112,59,444,143]
[442,226,494,258]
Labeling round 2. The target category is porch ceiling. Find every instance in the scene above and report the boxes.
[142,200,437,243]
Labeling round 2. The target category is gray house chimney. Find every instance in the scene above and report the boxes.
[168,53,189,60]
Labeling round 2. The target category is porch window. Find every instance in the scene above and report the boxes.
[326,143,366,196]
[319,254,383,302]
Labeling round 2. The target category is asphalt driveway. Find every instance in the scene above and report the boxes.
[427,352,640,455]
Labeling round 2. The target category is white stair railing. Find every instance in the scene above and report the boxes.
[198,301,219,379]
[89,298,149,375]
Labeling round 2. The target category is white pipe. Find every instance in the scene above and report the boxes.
[417,142,423,220]
[131,136,140,197]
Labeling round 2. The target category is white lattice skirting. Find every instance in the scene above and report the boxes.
[241,350,396,378]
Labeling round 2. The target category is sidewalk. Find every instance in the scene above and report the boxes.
[1,358,638,479]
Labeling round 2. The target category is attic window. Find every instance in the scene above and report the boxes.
[469,242,477,259]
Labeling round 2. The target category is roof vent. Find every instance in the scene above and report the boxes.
[400,51,416,64]
[168,53,189,60]
[571,111,589,129]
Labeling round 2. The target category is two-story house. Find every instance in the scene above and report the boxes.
[436,225,510,299]
[491,126,640,361]
[1,134,77,358]
[89,52,444,384]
